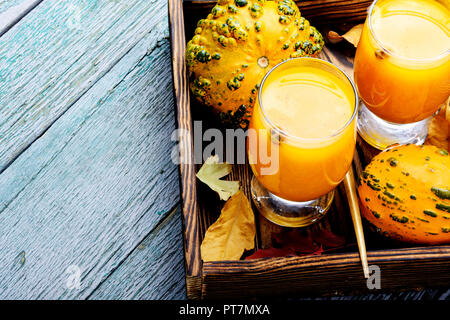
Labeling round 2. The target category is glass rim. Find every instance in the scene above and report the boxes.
[367,0,450,62]
[257,57,359,142]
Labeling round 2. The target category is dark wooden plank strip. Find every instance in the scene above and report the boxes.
[307,288,450,300]
[200,246,450,298]
[183,0,372,25]
[201,252,450,298]
[169,0,202,299]
[203,246,450,271]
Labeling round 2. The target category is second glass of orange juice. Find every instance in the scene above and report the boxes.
[248,58,358,227]
[354,0,450,149]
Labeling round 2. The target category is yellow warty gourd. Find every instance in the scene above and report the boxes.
[186,0,324,127]
[358,144,450,245]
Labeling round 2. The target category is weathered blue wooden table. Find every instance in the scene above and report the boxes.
[0,0,448,300]
[0,0,185,299]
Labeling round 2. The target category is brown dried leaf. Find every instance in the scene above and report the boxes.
[328,24,363,47]
[200,191,256,261]
[246,229,347,260]
[245,247,296,260]
[327,30,344,44]
[425,97,449,151]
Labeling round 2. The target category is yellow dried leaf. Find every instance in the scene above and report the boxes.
[328,24,363,47]
[342,24,363,47]
[426,97,450,151]
[196,155,239,201]
[201,191,256,261]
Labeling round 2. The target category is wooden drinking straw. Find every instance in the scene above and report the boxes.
[344,166,370,278]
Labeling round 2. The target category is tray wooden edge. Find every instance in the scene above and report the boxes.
[203,245,450,273]
[169,0,203,300]
[183,0,374,25]
[201,246,450,299]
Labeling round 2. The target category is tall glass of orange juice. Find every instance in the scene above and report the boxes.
[248,58,358,227]
[354,0,450,150]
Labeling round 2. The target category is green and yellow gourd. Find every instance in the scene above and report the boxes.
[358,144,450,245]
[186,0,324,128]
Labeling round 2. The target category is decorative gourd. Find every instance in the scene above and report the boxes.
[358,144,450,245]
[186,0,324,128]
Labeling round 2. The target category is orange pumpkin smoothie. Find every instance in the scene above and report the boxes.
[248,58,357,202]
[354,0,450,124]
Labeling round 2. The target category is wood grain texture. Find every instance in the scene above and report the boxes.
[88,206,187,300]
[0,0,34,14]
[0,0,168,173]
[169,0,202,298]
[202,246,450,299]
[183,0,372,25]
[0,0,42,36]
[306,288,450,300]
[0,16,180,299]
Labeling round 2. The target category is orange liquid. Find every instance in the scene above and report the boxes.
[354,0,450,124]
[248,59,357,202]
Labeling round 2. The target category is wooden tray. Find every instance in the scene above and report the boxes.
[169,0,450,299]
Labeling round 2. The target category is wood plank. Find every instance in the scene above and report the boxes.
[88,206,187,300]
[201,246,450,298]
[183,0,372,26]
[0,0,168,173]
[310,288,450,300]
[0,29,180,299]
[168,0,202,299]
[0,0,42,36]
[0,0,34,14]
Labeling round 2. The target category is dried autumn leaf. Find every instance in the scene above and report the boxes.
[201,191,256,261]
[328,24,363,47]
[425,97,449,151]
[273,230,320,254]
[246,245,323,260]
[342,24,363,47]
[311,228,346,248]
[245,247,296,260]
[246,228,346,260]
[196,155,239,201]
